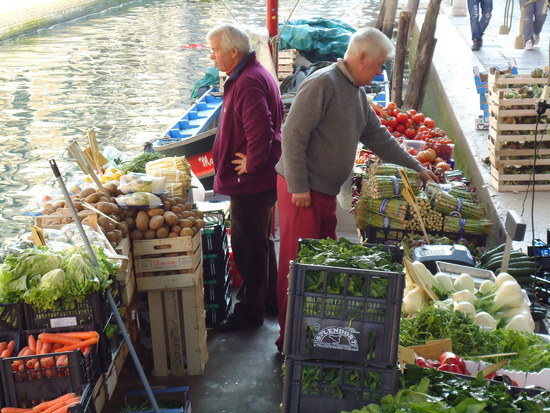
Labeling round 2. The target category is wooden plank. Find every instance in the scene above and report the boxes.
[105,341,129,399]
[148,290,169,377]
[181,281,208,375]
[133,232,200,256]
[136,262,202,291]
[490,164,550,191]
[165,289,186,375]
[135,244,202,274]
[93,373,107,413]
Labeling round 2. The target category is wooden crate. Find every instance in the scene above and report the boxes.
[278,49,296,82]
[146,272,208,377]
[486,71,550,191]
[133,232,203,291]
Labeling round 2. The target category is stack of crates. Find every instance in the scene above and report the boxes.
[202,214,231,327]
[282,242,405,412]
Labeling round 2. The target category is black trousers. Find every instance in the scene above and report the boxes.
[230,188,278,320]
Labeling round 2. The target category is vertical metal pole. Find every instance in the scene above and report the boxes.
[266,0,279,75]
[49,159,161,413]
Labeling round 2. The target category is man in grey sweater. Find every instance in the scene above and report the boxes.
[274,27,438,352]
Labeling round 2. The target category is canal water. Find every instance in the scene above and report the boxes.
[0,0,380,242]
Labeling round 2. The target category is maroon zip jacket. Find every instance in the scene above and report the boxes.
[212,51,283,196]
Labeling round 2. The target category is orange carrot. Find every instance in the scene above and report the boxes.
[28,335,37,353]
[25,358,38,369]
[40,357,54,368]
[54,336,99,353]
[35,339,43,354]
[55,355,68,367]
[17,346,29,357]
[81,346,91,355]
[0,341,7,353]
[53,331,98,340]
[51,398,80,413]
[41,401,67,413]
[38,334,81,346]
[1,408,33,413]
[30,393,76,412]
[52,343,64,351]
[40,342,52,355]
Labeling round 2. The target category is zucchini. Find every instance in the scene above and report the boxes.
[479,244,506,264]
[484,251,532,270]
[531,306,548,321]
[496,267,537,277]
[511,275,534,285]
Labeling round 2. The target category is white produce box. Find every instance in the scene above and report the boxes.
[436,261,496,288]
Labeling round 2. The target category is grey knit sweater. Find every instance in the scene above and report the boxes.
[276,61,424,196]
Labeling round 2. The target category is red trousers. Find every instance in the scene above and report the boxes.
[276,175,338,349]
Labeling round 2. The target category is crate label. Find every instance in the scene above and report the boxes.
[313,325,360,352]
[136,256,194,272]
[50,316,78,328]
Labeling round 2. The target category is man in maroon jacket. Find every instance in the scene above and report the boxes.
[207,24,284,330]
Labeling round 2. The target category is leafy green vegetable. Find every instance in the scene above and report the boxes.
[0,245,118,310]
[118,152,163,174]
[399,305,550,372]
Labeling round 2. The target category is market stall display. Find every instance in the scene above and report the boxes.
[486,69,550,191]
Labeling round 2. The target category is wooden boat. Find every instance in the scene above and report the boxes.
[149,86,223,189]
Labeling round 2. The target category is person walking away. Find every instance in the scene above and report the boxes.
[468,0,493,50]
[206,24,284,331]
[521,0,547,50]
[274,27,439,353]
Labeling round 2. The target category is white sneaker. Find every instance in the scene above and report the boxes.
[534,34,540,44]
[525,39,534,50]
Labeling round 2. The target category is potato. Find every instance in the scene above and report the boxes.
[147,208,164,217]
[173,197,183,204]
[181,211,195,219]
[163,211,179,227]
[117,221,129,236]
[124,208,137,218]
[62,217,73,224]
[42,202,56,210]
[180,227,194,236]
[149,215,165,231]
[135,211,150,232]
[55,200,66,208]
[168,232,179,238]
[186,216,196,225]
[193,210,204,219]
[183,202,193,211]
[144,229,156,239]
[98,196,110,203]
[167,198,177,207]
[105,231,117,243]
[170,206,182,214]
[163,201,171,211]
[84,193,101,204]
[130,229,144,240]
[103,182,118,196]
[80,187,96,199]
[73,201,84,211]
[195,218,206,229]
[156,227,169,238]
[178,219,193,228]
[123,216,135,228]
[98,216,115,233]
[96,201,114,216]
[42,208,55,215]
[171,225,181,234]
[191,227,198,236]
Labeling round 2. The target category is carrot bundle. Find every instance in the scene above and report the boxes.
[0,392,81,413]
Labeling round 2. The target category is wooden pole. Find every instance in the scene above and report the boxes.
[382,0,400,39]
[403,0,442,110]
[392,12,411,107]
[405,0,421,38]
[375,0,387,32]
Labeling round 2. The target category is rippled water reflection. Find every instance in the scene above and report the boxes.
[0,0,379,240]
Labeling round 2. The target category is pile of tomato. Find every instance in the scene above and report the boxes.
[373,102,455,169]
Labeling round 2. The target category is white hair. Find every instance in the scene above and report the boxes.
[206,24,251,54]
[344,27,395,60]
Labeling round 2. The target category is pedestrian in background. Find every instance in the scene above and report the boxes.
[521,0,547,50]
[468,0,493,50]
[274,27,439,353]
[206,23,283,331]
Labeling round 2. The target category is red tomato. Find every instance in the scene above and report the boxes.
[423,117,435,129]
[437,364,462,374]
[385,102,398,112]
[408,109,418,115]
[388,117,398,129]
[412,113,425,124]
[396,124,406,133]
[404,127,417,139]
[386,126,394,133]
[396,112,409,124]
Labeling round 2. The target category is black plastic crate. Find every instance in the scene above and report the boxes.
[284,262,404,366]
[0,303,25,332]
[124,386,191,413]
[0,331,19,409]
[201,221,228,254]
[203,250,229,279]
[205,286,232,328]
[24,291,111,330]
[0,329,100,409]
[360,227,488,247]
[204,270,230,303]
[97,317,123,374]
[282,358,400,413]
[69,383,96,413]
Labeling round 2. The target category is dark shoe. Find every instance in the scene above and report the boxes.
[471,40,481,51]
[216,312,263,332]
[265,304,279,316]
